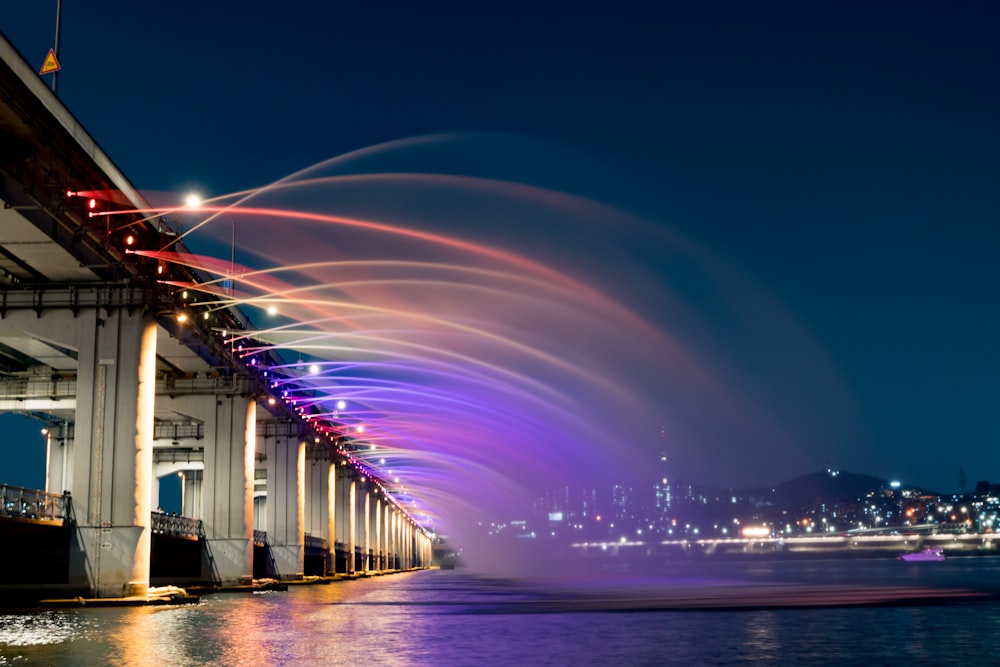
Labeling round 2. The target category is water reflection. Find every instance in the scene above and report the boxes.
[0,609,103,666]
[4,568,1000,666]
[108,606,211,667]
[0,611,76,647]
[742,611,779,660]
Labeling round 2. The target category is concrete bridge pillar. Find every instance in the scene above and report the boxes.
[326,460,336,574]
[388,505,396,569]
[253,456,267,531]
[304,452,335,574]
[384,506,392,570]
[408,523,416,568]
[156,390,255,585]
[373,496,383,571]
[348,475,357,573]
[333,464,353,574]
[201,395,256,586]
[265,432,304,580]
[389,508,398,569]
[381,500,390,570]
[408,522,415,568]
[181,469,203,517]
[65,308,158,598]
[44,423,73,496]
[360,482,371,571]
[400,516,407,569]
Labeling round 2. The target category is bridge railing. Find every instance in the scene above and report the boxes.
[0,484,70,523]
[304,534,328,551]
[151,510,202,538]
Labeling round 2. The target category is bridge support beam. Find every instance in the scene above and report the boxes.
[386,503,394,570]
[372,496,381,571]
[334,465,354,574]
[386,503,393,569]
[304,452,335,575]
[265,432,304,580]
[348,477,358,573]
[202,396,256,586]
[359,483,370,572]
[326,462,336,574]
[156,391,255,586]
[44,425,73,496]
[65,308,158,598]
[403,522,412,569]
[181,469,203,518]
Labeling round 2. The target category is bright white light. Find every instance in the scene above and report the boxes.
[308,364,319,375]
[267,305,277,315]
[336,400,346,410]
[184,193,202,209]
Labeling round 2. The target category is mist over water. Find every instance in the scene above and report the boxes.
[130,134,855,574]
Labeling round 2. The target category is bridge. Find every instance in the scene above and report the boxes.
[0,31,432,601]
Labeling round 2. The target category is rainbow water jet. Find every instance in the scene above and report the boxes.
[107,134,853,575]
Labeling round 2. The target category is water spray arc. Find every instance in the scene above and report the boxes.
[83,144,772,560]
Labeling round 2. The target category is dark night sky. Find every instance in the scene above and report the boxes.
[2,1,1000,497]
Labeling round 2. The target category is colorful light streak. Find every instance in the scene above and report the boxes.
[90,151,816,552]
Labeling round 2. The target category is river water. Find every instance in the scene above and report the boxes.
[3,556,1000,666]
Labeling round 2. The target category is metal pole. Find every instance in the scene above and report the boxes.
[52,0,62,94]
[230,216,236,296]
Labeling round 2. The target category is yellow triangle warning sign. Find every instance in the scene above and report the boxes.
[40,49,60,75]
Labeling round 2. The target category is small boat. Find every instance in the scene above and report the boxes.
[898,546,945,561]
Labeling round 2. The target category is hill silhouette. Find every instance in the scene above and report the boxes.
[733,471,940,507]
[769,471,888,506]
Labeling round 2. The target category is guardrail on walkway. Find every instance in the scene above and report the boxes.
[304,534,328,551]
[151,510,202,538]
[0,484,70,523]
